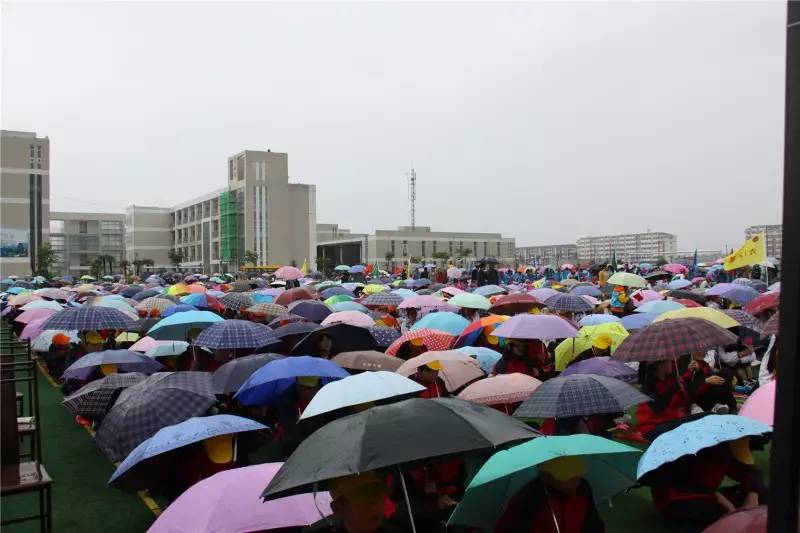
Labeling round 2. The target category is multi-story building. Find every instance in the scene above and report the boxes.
[576,231,677,264]
[124,206,174,271]
[745,225,782,259]
[0,130,50,276]
[49,212,125,277]
[317,225,516,271]
[515,244,578,267]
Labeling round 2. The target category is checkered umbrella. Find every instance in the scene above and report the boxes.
[612,317,738,362]
[514,374,650,418]
[193,319,279,349]
[385,328,456,356]
[361,292,403,308]
[95,371,217,461]
[743,291,779,316]
[721,310,762,333]
[62,372,146,419]
[543,293,594,313]
[230,281,254,292]
[135,297,177,313]
[762,312,779,336]
[246,303,290,318]
[42,306,139,332]
[219,292,255,311]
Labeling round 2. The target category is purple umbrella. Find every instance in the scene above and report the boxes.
[62,349,164,380]
[147,462,331,533]
[717,285,760,305]
[570,285,602,297]
[561,356,637,383]
[621,312,658,330]
[529,288,560,302]
[704,283,738,297]
[492,314,579,340]
[288,300,332,322]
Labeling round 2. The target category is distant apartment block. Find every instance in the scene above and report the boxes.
[516,244,578,267]
[576,232,677,264]
[745,225,782,259]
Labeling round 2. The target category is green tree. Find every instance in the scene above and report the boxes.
[243,250,259,265]
[141,258,155,275]
[431,251,450,265]
[168,249,184,270]
[655,256,668,266]
[35,243,59,279]
[384,251,395,270]
[290,259,297,267]
[119,259,130,278]
[98,254,115,275]
[90,257,104,279]
[316,256,333,276]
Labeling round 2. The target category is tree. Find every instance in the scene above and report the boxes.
[133,259,143,277]
[384,251,395,270]
[99,254,115,275]
[243,250,259,266]
[35,243,59,279]
[141,258,155,275]
[119,259,130,277]
[168,249,184,270]
[290,259,297,267]
[316,256,333,276]
[431,251,450,265]
[90,257,104,279]
[655,256,668,266]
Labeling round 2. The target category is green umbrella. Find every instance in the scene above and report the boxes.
[448,292,492,310]
[447,434,641,531]
[606,272,647,288]
[323,295,352,306]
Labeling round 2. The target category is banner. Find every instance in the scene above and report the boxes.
[723,234,766,271]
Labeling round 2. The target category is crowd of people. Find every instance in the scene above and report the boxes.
[0,258,780,532]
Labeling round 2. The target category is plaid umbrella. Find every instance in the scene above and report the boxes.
[135,297,177,313]
[721,310,762,333]
[62,372,146,419]
[193,320,279,350]
[246,303,290,318]
[612,317,738,362]
[543,293,594,313]
[219,292,255,311]
[762,312,779,336]
[369,326,402,347]
[94,371,217,461]
[743,291,779,316]
[230,281,254,292]
[42,306,138,332]
[385,328,456,357]
[361,292,403,308]
[514,374,650,418]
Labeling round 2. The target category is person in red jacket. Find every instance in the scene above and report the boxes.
[635,359,689,440]
[410,361,450,398]
[493,340,552,380]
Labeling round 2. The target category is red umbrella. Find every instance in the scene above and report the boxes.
[663,263,688,274]
[762,311,779,336]
[702,506,766,533]
[488,294,543,315]
[674,298,701,308]
[385,328,456,357]
[275,287,315,307]
[612,317,738,362]
[744,291,779,316]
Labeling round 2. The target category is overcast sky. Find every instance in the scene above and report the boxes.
[2,1,787,251]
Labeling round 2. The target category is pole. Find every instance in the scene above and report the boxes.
[768,2,799,532]
[397,467,418,533]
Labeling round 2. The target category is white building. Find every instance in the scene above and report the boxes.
[576,232,677,264]
[745,225,782,259]
[516,244,578,267]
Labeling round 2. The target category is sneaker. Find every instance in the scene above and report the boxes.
[690,404,704,415]
[712,403,730,414]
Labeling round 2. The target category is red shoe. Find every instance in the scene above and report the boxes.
[75,415,91,427]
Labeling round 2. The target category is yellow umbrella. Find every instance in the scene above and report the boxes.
[362,284,388,295]
[653,307,739,329]
[167,283,189,296]
[554,322,629,371]
[115,332,140,343]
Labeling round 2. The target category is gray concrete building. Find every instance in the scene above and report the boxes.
[576,231,677,264]
[124,206,174,270]
[516,244,578,267]
[1,130,50,276]
[49,211,125,277]
[745,224,782,259]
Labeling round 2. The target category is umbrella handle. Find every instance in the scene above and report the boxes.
[397,467,418,533]
[541,480,562,533]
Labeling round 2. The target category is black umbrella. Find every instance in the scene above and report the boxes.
[262,397,539,500]
[645,271,673,281]
[120,286,144,298]
[667,290,707,304]
[292,323,378,356]
[272,322,320,339]
[478,256,499,265]
[211,353,286,394]
[132,289,162,302]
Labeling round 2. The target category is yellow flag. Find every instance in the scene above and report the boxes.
[724,234,766,271]
[300,258,308,275]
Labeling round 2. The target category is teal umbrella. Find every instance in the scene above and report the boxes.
[447,434,641,531]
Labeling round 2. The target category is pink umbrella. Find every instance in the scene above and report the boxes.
[274,266,304,281]
[457,373,541,406]
[19,317,49,341]
[395,350,484,391]
[561,263,575,270]
[663,263,688,274]
[148,462,332,533]
[14,308,56,324]
[129,336,175,353]
[702,506,766,533]
[691,277,706,285]
[630,289,662,308]
[739,380,775,426]
[441,286,464,296]
[492,314,579,340]
[581,295,602,306]
[321,310,375,329]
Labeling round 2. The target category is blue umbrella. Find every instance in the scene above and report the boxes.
[391,288,415,299]
[161,304,199,318]
[194,320,279,350]
[108,415,267,490]
[667,279,693,290]
[718,285,760,305]
[369,326,401,347]
[43,306,139,331]
[411,312,470,336]
[147,310,224,341]
[578,314,621,326]
[334,265,350,272]
[321,286,355,299]
[288,300,332,322]
[637,414,772,480]
[473,285,505,297]
[560,356,637,383]
[634,300,685,315]
[412,278,431,288]
[234,356,349,405]
[456,347,502,374]
[180,293,214,308]
[299,371,425,419]
[252,293,275,304]
[348,265,366,274]
[6,287,29,295]
[330,301,368,313]
[570,285,603,297]
[62,349,164,380]
[621,312,659,330]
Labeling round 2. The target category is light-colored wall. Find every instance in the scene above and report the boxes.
[126,206,173,268]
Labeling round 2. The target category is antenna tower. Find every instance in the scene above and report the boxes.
[407,166,416,230]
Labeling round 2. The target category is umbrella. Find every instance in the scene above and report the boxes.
[488,294,543,315]
[398,295,449,311]
[95,372,217,462]
[42,306,138,331]
[529,288,560,302]
[230,280,254,292]
[578,314,620,326]
[272,322,320,339]
[607,272,647,288]
[147,462,332,533]
[395,350,484,391]
[262,397,540,500]
[667,279,692,290]
[743,291,779,315]
[30,329,79,351]
[34,287,70,300]
[18,318,51,341]
[630,289,663,307]
[62,372,146,420]
[160,304,198,318]
[348,265,365,274]
[62,349,164,380]
[702,506,767,533]
[653,307,740,329]
[144,342,190,358]
[287,300,331,322]
[569,285,602,297]
[554,322,629,371]
[320,286,354,299]
[14,308,56,325]
[410,312,470,336]
[20,300,62,311]
[331,350,404,372]
[716,285,760,305]
[456,346,502,374]
[109,415,268,490]
[193,320,279,350]
[321,310,374,329]
[362,283,389,294]
[663,263,688,274]
[448,435,641,531]
[275,287,316,307]
[634,300,685,314]
[274,266,304,280]
[767,281,780,292]
[473,285,506,297]
[720,310,762,332]
[739,380,775,426]
[637,414,772,480]
[560,356,637,383]
[492,314,579,340]
[361,291,403,308]
[369,326,402,348]
[385,328,456,356]
[234,356,349,406]
[478,256,499,265]
[411,278,431,288]
[218,292,254,312]
[667,289,707,304]
[323,295,352,306]
[515,374,650,419]
[448,292,491,310]
[147,310,224,341]
[544,293,594,313]
[246,302,290,318]
[705,283,740,296]
[180,293,224,311]
[132,289,162,302]
[446,267,462,279]
[299,371,424,419]
[329,301,368,313]
[135,297,177,314]
[762,312,779,336]
[644,271,672,281]
[211,353,286,394]
[612,318,738,362]
[457,373,541,406]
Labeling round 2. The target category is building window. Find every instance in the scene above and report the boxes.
[391,240,395,254]
[50,220,65,234]
[433,241,437,253]
[421,241,426,257]
[29,145,35,157]
[79,221,88,234]
[473,242,478,257]
[497,242,501,256]
[37,145,42,157]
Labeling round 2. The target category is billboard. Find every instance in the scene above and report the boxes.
[1,227,30,257]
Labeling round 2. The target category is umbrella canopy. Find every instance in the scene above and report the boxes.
[361,291,403,308]
[515,374,650,419]
[488,293,543,315]
[630,289,662,307]
[14,308,56,325]
[144,341,190,358]
[272,322,320,339]
[473,285,506,297]
[385,328,456,356]
[135,297,177,314]
[667,289,707,304]
[263,397,540,500]
[410,311,470,336]
[621,312,659,330]
[398,295,450,311]
[607,272,647,288]
[234,356,349,405]
[544,293,594,313]
[448,435,640,531]
[62,349,164,380]
[743,291,779,315]
[667,278,693,290]
[529,288,560,302]
[331,350,403,372]
[299,371,424,419]
[147,462,332,533]
[492,314,579,340]
[330,301,368,313]
[635,300,685,314]
[218,292,255,312]
[193,320,279,350]
[762,311,779,336]
[323,295,352,306]
[569,285,602,297]
[320,286,354,299]
[20,299,63,311]
[109,415,267,490]
[653,307,740,329]
[560,356,637,383]
[180,293,224,311]
[369,326,402,348]
[287,300,331,322]
[715,285,760,305]
[321,310,374,329]
[160,304,198,318]
[95,371,217,461]
[578,314,620,326]
[274,266,304,280]
[663,263,688,274]
[720,310,762,332]
[612,318,738,362]
[457,373,541,406]
[395,350,484,392]
[448,292,492,310]
[637,414,772,480]
[211,353,286,394]
[456,346,502,374]
[275,287,316,307]
[30,329,79,351]
[62,372,146,419]
[702,506,767,533]
[739,380,775,426]
[34,287,70,300]
[292,323,379,355]
[246,302,290,318]
[42,306,138,332]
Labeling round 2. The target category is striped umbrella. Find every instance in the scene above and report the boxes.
[762,312,779,336]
